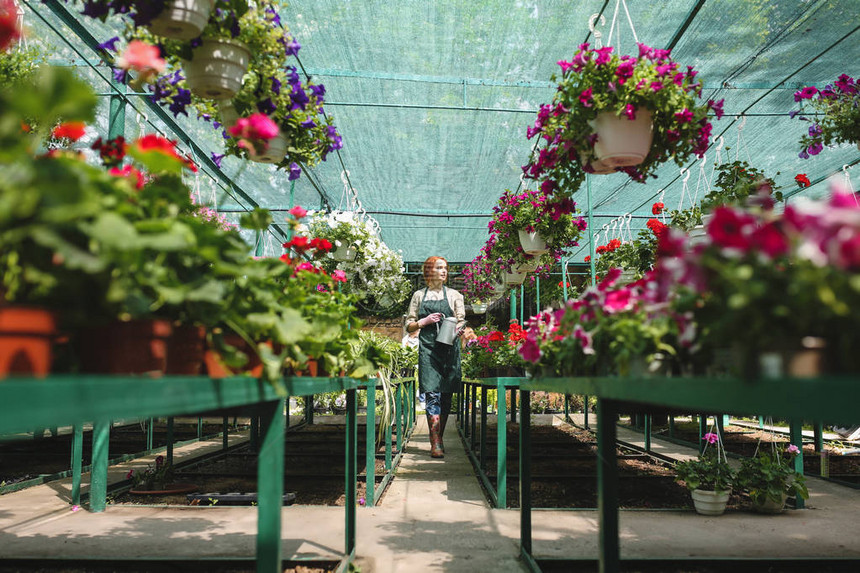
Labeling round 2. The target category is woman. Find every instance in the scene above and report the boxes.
[405,256,465,458]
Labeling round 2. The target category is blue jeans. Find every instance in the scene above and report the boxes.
[425,391,452,416]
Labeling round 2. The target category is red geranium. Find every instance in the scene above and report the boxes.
[652,202,665,215]
[92,136,127,167]
[794,173,810,188]
[52,121,87,142]
[646,218,668,239]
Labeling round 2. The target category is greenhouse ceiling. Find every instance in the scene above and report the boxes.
[21,0,860,263]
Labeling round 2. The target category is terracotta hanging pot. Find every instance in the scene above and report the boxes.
[165,324,206,375]
[590,108,654,168]
[147,0,216,40]
[0,306,56,378]
[183,39,251,100]
[77,319,172,376]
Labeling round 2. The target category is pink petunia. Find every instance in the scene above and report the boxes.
[332,269,347,282]
[624,104,636,120]
[702,432,719,444]
[289,205,308,219]
[579,87,593,108]
[116,40,165,85]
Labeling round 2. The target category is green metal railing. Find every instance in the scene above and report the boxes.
[458,377,525,508]
[0,374,363,573]
[517,375,860,573]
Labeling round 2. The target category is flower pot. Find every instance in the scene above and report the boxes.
[203,333,246,379]
[691,489,730,516]
[251,133,290,164]
[688,224,708,247]
[147,0,216,40]
[218,100,240,129]
[617,268,637,285]
[183,39,251,100]
[0,306,56,378]
[591,109,654,167]
[517,230,548,255]
[515,261,539,274]
[165,324,206,375]
[332,246,357,262]
[752,492,787,514]
[504,271,526,286]
[77,319,172,376]
[471,303,487,314]
[584,156,616,174]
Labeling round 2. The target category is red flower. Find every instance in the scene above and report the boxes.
[284,236,310,251]
[750,222,789,258]
[708,206,756,250]
[0,0,21,52]
[109,165,145,190]
[92,136,127,167]
[487,331,505,342]
[794,173,810,188]
[651,202,664,215]
[646,218,668,239]
[583,256,591,263]
[309,237,332,252]
[52,121,87,142]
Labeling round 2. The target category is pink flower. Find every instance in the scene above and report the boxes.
[228,113,280,156]
[332,269,347,283]
[708,206,756,251]
[650,81,663,92]
[750,222,789,259]
[116,40,165,85]
[579,87,593,108]
[637,42,653,60]
[573,325,595,355]
[519,336,542,363]
[557,60,574,73]
[793,86,818,102]
[786,444,800,455]
[702,432,719,444]
[603,287,633,314]
[289,205,308,219]
[624,104,636,120]
[594,46,614,66]
[674,108,694,123]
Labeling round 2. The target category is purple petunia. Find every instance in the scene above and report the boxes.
[257,98,277,115]
[288,162,301,180]
[271,76,282,95]
[99,36,121,53]
[211,153,225,168]
[284,36,301,56]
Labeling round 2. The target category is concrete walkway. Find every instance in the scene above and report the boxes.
[2,414,860,571]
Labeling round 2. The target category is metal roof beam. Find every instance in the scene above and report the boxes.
[664,0,707,52]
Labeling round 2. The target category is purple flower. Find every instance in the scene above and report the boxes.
[284,36,301,56]
[112,67,128,83]
[807,141,823,156]
[594,46,614,65]
[674,108,694,123]
[798,149,810,159]
[300,119,316,129]
[286,66,300,86]
[99,36,121,53]
[808,123,823,137]
[650,81,663,92]
[168,88,191,117]
[615,59,635,84]
[257,98,277,115]
[788,109,800,119]
[310,84,326,98]
[787,444,800,455]
[793,86,818,102]
[290,85,309,109]
[271,76,282,95]
[708,98,725,119]
[579,87,593,107]
[211,153,225,168]
[288,162,302,180]
[636,42,653,59]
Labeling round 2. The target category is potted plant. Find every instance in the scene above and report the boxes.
[735,445,808,513]
[462,254,503,304]
[524,42,722,192]
[486,187,587,277]
[674,433,735,515]
[791,73,860,156]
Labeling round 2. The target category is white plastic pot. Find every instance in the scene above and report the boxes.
[147,0,216,40]
[218,100,240,129]
[252,133,290,164]
[183,39,251,100]
[504,271,526,285]
[516,259,540,273]
[590,108,654,168]
[517,230,548,255]
[332,246,357,262]
[471,303,487,314]
[691,489,730,516]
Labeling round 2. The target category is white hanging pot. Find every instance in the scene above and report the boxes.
[585,156,616,175]
[590,108,654,168]
[504,271,526,286]
[252,133,290,164]
[516,259,540,273]
[618,268,637,284]
[517,230,548,255]
[690,489,730,516]
[218,100,240,129]
[471,303,487,314]
[147,0,216,40]
[183,39,251,100]
[332,245,357,262]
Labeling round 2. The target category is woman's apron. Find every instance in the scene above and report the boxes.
[417,287,461,393]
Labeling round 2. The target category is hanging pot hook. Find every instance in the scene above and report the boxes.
[589,13,606,48]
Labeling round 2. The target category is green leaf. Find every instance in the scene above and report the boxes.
[239,207,273,231]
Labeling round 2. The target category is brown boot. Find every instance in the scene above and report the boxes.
[427,414,444,458]
[439,413,449,452]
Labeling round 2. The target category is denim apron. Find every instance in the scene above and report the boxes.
[417,287,461,393]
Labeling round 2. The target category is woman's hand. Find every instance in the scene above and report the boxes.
[417,313,443,328]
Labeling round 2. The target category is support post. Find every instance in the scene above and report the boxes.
[497,381,508,509]
[223,417,229,450]
[813,421,824,452]
[345,388,357,555]
[256,400,284,572]
[395,383,403,453]
[166,417,175,465]
[480,386,488,470]
[789,420,805,509]
[597,399,620,573]
[71,424,83,506]
[644,413,652,452]
[519,389,531,556]
[146,417,154,450]
[584,395,590,429]
[89,420,110,512]
[365,384,376,507]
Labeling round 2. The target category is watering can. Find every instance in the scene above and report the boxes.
[436,317,459,346]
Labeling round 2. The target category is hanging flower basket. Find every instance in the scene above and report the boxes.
[147,0,216,41]
[183,39,251,100]
[0,306,56,378]
[517,230,548,255]
[690,489,730,516]
[504,271,526,285]
[590,109,654,168]
[752,492,787,514]
[251,133,290,164]
[471,303,488,314]
[516,259,540,273]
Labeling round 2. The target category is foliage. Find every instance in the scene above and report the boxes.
[0,44,43,86]
[592,228,659,281]
[128,455,173,491]
[461,321,527,378]
[523,42,722,193]
[791,74,860,158]
[485,187,587,276]
[735,446,808,505]
[701,160,782,209]
[308,211,412,313]
[674,446,734,492]
[462,254,503,304]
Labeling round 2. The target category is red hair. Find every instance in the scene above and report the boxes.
[422,256,448,284]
